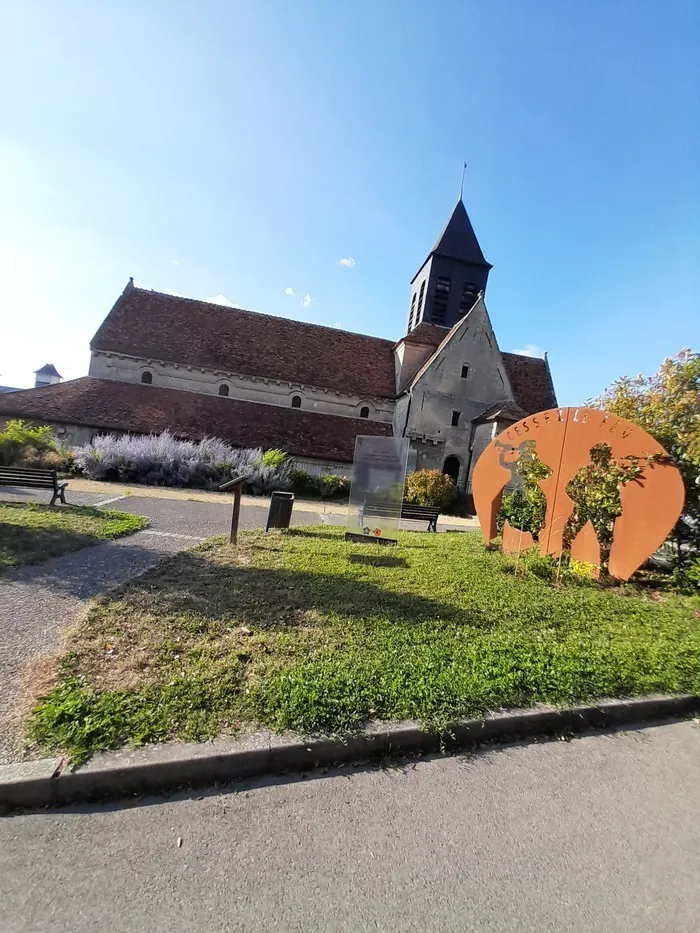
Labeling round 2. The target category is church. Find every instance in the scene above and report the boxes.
[0,198,556,490]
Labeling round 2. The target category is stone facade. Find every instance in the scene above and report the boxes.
[395,298,522,489]
[88,351,393,423]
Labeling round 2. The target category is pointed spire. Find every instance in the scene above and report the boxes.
[430,199,491,268]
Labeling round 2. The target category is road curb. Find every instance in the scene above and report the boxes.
[2,694,698,811]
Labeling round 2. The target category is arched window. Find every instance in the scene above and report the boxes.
[360,405,370,419]
[218,383,229,397]
[291,394,302,408]
[141,371,153,385]
[443,456,460,484]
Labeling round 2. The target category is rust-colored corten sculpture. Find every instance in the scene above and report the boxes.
[472,407,685,580]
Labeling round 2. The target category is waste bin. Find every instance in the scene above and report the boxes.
[266,491,295,531]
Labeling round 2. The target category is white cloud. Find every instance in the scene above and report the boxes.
[205,294,236,307]
[171,259,181,267]
[513,343,545,359]
[284,287,295,297]
[339,257,356,268]
[300,293,312,309]
[334,322,341,327]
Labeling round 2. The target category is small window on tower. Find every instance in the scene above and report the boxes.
[460,282,478,314]
[451,410,461,427]
[218,383,229,397]
[408,292,417,331]
[360,405,370,419]
[417,280,426,321]
[291,395,302,408]
[432,276,451,325]
[461,364,469,379]
[141,371,153,385]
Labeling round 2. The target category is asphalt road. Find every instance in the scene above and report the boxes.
[2,720,698,933]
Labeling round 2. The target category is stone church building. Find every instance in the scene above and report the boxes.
[0,198,556,489]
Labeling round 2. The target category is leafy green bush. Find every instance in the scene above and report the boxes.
[496,441,550,540]
[260,448,288,469]
[0,419,69,469]
[405,469,457,510]
[290,469,350,499]
[320,473,350,499]
[497,489,545,536]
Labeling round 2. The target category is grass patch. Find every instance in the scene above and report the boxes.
[28,527,700,763]
[0,502,147,573]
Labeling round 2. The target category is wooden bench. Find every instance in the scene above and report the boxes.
[360,501,441,532]
[400,502,441,532]
[0,466,68,505]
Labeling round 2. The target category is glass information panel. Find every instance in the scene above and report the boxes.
[345,436,409,544]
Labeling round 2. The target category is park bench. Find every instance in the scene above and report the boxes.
[361,501,441,532]
[0,466,68,505]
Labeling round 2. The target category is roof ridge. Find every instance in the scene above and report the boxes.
[132,285,396,346]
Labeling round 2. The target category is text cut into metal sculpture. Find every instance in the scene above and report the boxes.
[472,407,685,580]
[346,436,409,545]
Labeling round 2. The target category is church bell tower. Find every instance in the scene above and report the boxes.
[407,197,492,333]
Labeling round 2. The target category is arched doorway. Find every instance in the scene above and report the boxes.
[443,456,460,485]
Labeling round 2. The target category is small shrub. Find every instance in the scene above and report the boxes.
[320,473,350,499]
[290,469,350,499]
[260,448,288,469]
[405,469,457,510]
[497,489,545,537]
[0,419,64,468]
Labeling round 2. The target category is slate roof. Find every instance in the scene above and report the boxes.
[91,284,397,400]
[34,363,62,378]
[429,199,491,268]
[0,378,391,463]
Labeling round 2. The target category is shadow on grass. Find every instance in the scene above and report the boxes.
[116,547,486,629]
[348,554,409,569]
[0,524,102,575]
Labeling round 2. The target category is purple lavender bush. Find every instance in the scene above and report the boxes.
[73,431,293,493]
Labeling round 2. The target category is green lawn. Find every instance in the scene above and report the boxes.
[28,527,700,763]
[0,501,147,573]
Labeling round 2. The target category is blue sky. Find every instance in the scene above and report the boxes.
[1,0,698,402]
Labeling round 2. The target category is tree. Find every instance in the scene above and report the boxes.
[591,349,700,567]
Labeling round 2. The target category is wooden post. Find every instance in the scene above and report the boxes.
[219,474,252,547]
[230,483,242,544]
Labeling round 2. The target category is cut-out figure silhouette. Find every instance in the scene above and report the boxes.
[563,442,645,575]
[494,438,553,542]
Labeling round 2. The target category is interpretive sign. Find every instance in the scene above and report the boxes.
[345,436,409,545]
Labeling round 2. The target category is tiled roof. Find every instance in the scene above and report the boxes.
[0,378,393,463]
[91,285,397,400]
[502,353,558,415]
[398,323,448,347]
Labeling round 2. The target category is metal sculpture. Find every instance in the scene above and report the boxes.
[472,407,685,580]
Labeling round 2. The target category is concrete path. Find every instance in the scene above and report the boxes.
[1,719,698,932]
